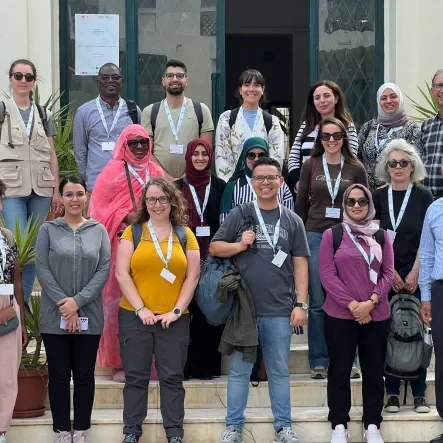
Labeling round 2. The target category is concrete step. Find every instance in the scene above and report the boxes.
[9,406,441,443]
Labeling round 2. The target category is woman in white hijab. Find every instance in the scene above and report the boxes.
[357,83,422,190]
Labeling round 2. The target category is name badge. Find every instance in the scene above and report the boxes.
[196,226,210,237]
[387,229,397,243]
[60,316,89,331]
[160,268,176,284]
[325,207,341,219]
[272,250,288,268]
[101,141,115,151]
[0,284,13,296]
[370,269,378,285]
[170,144,184,155]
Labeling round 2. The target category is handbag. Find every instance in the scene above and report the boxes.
[0,295,19,337]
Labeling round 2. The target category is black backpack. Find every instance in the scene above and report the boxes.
[126,99,140,124]
[131,223,187,252]
[150,99,203,137]
[228,107,273,135]
[331,223,385,253]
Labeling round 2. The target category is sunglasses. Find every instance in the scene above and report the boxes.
[11,72,35,82]
[387,159,411,169]
[127,138,149,149]
[345,197,369,207]
[252,175,280,183]
[246,152,268,161]
[146,196,169,205]
[164,73,187,80]
[320,132,344,141]
[99,74,122,82]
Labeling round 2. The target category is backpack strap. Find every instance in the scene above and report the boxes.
[36,104,49,136]
[131,223,143,250]
[124,162,137,212]
[0,101,5,140]
[150,101,162,137]
[228,108,240,129]
[126,100,140,124]
[262,110,273,135]
[332,223,344,254]
[192,100,204,135]
[131,223,188,253]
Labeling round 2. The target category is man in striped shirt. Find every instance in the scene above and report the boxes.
[421,69,443,200]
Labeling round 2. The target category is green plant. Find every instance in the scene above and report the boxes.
[406,82,438,122]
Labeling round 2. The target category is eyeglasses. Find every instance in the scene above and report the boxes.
[98,74,122,82]
[345,197,369,207]
[252,175,280,183]
[146,196,169,205]
[320,132,344,141]
[164,73,187,80]
[387,159,411,169]
[11,72,35,82]
[433,83,443,91]
[127,138,149,149]
[246,152,268,161]
[62,192,86,200]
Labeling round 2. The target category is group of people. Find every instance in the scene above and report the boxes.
[0,56,443,443]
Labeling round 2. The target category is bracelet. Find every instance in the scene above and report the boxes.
[135,305,145,317]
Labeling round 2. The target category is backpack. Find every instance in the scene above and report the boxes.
[385,293,432,380]
[331,223,385,253]
[126,100,140,124]
[228,107,273,135]
[150,99,203,137]
[131,223,187,252]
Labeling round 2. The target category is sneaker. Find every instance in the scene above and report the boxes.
[122,435,139,443]
[384,396,400,413]
[274,427,302,443]
[363,425,384,443]
[56,431,72,443]
[168,438,184,443]
[350,366,361,379]
[414,397,431,413]
[310,367,327,379]
[73,431,87,443]
[0,432,6,443]
[331,425,349,443]
[430,434,443,443]
[220,426,243,443]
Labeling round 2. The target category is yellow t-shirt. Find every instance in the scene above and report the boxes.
[120,224,199,314]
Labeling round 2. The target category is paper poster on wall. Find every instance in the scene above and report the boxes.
[75,14,119,76]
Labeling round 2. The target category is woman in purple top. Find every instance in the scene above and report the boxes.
[319,183,394,443]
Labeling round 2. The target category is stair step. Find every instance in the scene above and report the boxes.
[9,406,441,442]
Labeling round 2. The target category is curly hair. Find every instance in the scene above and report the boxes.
[135,178,189,226]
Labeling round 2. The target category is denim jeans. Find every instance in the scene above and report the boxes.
[385,367,427,398]
[226,316,292,431]
[3,193,51,302]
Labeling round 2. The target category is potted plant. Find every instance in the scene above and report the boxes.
[406,82,438,122]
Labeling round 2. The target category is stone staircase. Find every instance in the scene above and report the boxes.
[8,330,441,442]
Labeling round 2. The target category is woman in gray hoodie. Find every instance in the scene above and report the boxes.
[36,175,111,443]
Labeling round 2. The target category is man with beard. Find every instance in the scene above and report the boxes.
[142,59,214,180]
[73,63,141,191]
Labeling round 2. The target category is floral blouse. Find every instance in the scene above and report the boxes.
[0,229,18,284]
[214,109,285,182]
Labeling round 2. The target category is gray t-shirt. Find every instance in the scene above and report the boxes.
[19,107,57,137]
[212,203,310,316]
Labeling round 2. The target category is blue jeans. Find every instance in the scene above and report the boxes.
[3,193,51,302]
[226,317,292,431]
[385,367,427,398]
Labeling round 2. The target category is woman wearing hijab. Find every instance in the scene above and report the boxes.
[220,137,293,221]
[88,124,165,382]
[358,83,422,190]
[175,138,225,379]
[319,184,394,443]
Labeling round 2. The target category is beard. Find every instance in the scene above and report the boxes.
[166,84,185,96]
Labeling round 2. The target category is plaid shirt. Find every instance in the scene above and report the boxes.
[422,113,443,198]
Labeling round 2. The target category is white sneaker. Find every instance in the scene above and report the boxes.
[0,432,6,443]
[73,430,87,443]
[364,425,384,443]
[220,426,243,443]
[56,431,72,443]
[331,425,349,442]
[274,427,302,443]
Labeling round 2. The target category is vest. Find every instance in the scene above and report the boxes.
[0,99,55,198]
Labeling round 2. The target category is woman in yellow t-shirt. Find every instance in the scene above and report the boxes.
[115,177,200,443]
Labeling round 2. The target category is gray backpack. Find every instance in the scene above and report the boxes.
[385,293,432,380]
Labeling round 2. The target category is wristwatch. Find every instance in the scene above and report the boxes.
[295,302,309,312]
[370,297,379,308]
[173,308,182,317]
[135,305,145,317]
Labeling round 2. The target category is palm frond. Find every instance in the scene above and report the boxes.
[406,82,438,122]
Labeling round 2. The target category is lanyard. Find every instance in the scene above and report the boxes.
[322,154,344,206]
[164,97,187,141]
[96,96,124,139]
[239,106,262,140]
[127,164,150,187]
[375,125,403,150]
[388,183,412,232]
[188,180,211,226]
[245,176,257,199]
[0,235,7,283]
[344,224,374,267]
[12,99,34,139]
[253,200,281,256]
[147,220,173,269]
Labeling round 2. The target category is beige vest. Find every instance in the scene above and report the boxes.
[0,99,55,198]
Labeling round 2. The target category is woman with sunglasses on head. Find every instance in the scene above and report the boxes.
[358,83,422,191]
[88,124,165,382]
[220,137,293,221]
[0,59,60,306]
[175,138,225,380]
[116,178,200,443]
[295,117,367,380]
[288,80,358,193]
[215,69,285,182]
[372,139,433,415]
[319,184,394,443]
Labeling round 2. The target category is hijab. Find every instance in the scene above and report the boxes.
[220,137,269,214]
[342,183,382,264]
[377,83,408,129]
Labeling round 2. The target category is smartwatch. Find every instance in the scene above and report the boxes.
[295,302,308,312]
[173,308,182,317]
